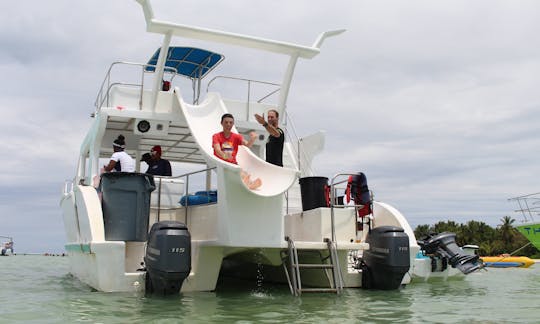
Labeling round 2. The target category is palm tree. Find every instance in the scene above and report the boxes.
[432,220,460,235]
[457,220,494,246]
[414,224,431,240]
[497,215,516,250]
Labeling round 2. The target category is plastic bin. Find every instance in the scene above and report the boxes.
[101,172,156,241]
[299,176,329,211]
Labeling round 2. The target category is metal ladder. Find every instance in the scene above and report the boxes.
[283,236,344,296]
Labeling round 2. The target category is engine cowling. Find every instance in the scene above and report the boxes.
[361,226,410,290]
[144,221,191,295]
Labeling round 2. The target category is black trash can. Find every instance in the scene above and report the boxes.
[101,172,156,241]
[299,176,329,211]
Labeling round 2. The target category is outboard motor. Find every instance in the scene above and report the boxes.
[144,221,191,295]
[417,232,482,274]
[360,226,410,290]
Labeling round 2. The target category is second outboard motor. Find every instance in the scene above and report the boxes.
[144,221,191,295]
[360,226,410,290]
[418,232,482,274]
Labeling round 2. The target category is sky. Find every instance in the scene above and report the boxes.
[1,0,540,253]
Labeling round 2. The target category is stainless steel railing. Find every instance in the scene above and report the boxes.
[152,167,216,223]
[93,61,178,112]
[329,173,374,243]
[509,193,540,222]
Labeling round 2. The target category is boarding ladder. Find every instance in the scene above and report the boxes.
[282,236,344,296]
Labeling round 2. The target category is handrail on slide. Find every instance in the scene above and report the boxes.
[176,89,298,197]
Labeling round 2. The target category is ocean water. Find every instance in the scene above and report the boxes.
[0,256,539,323]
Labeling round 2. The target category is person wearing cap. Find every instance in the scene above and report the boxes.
[140,152,154,169]
[143,145,172,176]
[103,134,135,172]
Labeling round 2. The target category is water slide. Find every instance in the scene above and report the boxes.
[176,91,299,198]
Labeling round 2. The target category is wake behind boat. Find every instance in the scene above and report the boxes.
[60,0,482,295]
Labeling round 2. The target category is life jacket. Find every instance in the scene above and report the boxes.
[345,172,372,218]
[324,183,331,207]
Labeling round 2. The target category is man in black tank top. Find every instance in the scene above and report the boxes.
[255,109,284,166]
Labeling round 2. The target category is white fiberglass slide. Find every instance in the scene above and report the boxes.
[176,91,298,197]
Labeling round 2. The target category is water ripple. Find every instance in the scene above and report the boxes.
[1,256,539,323]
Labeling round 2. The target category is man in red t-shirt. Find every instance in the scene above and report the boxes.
[213,113,261,189]
[213,113,257,163]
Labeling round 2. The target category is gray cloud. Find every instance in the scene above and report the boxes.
[2,0,539,252]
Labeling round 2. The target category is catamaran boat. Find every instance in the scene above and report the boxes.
[60,0,481,295]
[509,193,540,251]
[1,236,14,256]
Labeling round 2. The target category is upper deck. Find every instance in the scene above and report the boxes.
[76,0,343,185]
[92,50,281,165]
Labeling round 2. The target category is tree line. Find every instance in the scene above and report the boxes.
[413,216,539,258]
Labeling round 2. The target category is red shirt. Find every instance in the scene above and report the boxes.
[212,132,244,164]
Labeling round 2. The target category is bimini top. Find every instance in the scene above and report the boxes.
[145,47,224,80]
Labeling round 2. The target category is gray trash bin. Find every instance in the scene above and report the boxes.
[101,172,156,241]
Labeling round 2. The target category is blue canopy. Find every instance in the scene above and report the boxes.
[145,47,224,80]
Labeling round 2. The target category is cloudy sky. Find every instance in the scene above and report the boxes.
[2,0,539,253]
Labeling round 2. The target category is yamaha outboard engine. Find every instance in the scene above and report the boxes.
[417,232,482,274]
[360,226,410,290]
[144,221,191,295]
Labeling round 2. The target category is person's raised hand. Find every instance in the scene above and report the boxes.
[254,113,265,125]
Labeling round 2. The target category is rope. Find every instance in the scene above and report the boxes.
[490,242,532,262]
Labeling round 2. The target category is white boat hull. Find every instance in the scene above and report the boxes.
[60,0,476,294]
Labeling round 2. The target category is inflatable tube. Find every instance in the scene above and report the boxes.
[480,256,534,268]
[180,190,217,206]
[483,262,524,268]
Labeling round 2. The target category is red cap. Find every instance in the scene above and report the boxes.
[151,145,162,155]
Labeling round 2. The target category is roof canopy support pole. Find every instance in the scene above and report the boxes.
[151,31,172,112]
[278,54,299,112]
[206,169,212,191]
[76,154,86,184]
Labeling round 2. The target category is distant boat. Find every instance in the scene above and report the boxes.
[1,236,14,256]
[508,193,540,251]
[480,256,535,268]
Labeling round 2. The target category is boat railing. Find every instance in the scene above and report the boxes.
[206,76,280,118]
[151,167,216,223]
[94,61,178,112]
[0,235,13,241]
[329,173,374,242]
[62,179,74,196]
[508,192,540,222]
[281,113,319,175]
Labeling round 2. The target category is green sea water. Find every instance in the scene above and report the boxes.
[0,255,539,323]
